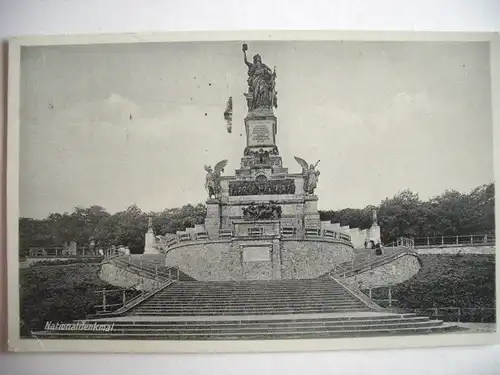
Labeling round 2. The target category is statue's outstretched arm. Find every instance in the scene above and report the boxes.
[243,51,252,68]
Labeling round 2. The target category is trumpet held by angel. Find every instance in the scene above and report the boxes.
[294,156,320,195]
[204,160,228,199]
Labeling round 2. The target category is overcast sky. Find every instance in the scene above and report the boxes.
[19,40,493,219]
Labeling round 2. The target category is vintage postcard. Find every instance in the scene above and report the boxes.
[6,31,500,353]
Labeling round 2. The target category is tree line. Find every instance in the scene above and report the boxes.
[20,204,206,255]
[319,183,494,243]
[20,183,494,254]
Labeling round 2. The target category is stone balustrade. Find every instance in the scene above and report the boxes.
[163,225,354,253]
[280,227,297,237]
[219,229,233,239]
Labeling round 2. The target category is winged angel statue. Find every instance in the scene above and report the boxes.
[204,160,228,199]
[294,156,320,195]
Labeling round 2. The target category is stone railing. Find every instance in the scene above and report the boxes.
[281,227,297,237]
[394,237,415,248]
[103,255,181,283]
[164,225,353,250]
[89,279,175,318]
[412,234,495,248]
[219,229,233,239]
[329,238,419,279]
[27,246,97,257]
[322,229,351,242]
[329,270,383,311]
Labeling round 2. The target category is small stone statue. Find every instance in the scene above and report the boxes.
[147,217,153,233]
[242,43,278,111]
[204,160,228,199]
[294,156,320,194]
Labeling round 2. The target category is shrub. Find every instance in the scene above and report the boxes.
[19,264,115,337]
[369,254,495,322]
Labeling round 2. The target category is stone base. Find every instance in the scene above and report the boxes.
[204,201,221,239]
[304,195,321,229]
[144,232,160,254]
[165,238,354,281]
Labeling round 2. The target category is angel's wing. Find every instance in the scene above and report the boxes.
[294,156,309,171]
[214,160,228,174]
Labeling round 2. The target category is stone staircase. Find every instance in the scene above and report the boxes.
[32,279,462,340]
[321,243,419,280]
[130,279,370,316]
[105,255,194,282]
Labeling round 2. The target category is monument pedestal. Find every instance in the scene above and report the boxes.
[144,231,160,254]
[160,45,356,281]
[205,199,221,239]
[244,113,277,149]
[304,195,321,229]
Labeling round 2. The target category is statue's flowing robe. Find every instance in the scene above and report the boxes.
[248,64,273,109]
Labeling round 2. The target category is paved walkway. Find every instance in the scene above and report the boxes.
[86,311,408,322]
[456,323,496,333]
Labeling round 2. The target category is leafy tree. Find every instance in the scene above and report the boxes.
[378,189,430,243]
[319,183,494,243]
[19,182,494,254]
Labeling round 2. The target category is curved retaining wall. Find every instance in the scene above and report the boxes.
[280,239,353,279]
[165,238,354,281]
[345,253,421,289]
[165,241,237,281]
[99,263,159,292]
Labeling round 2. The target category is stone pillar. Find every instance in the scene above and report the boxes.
[303,195,321,229]
[144,231,158,254]
[144,217,159,254]
[68,241,77,256]
[205,199,221,239]
[271,239,282,280]
[369,209,381,246]
[369,224,381,246]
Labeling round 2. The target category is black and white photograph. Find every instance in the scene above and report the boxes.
[6,32,499,352]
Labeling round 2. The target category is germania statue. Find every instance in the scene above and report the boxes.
[242,43,278,111]
[294,157,321,195]
[204,160,228,199]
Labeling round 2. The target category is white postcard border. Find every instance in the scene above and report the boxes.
[6,30,500,353]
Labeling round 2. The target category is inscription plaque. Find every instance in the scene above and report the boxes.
[248,121,273,146]
[242,246,271,262]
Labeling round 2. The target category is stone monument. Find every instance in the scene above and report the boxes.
[203,44,322,240]
[162,44,355,281]
[368,209,381,247]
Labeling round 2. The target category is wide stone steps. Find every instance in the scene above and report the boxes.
[132,308,370,316]
[142,294,358,302]
[34,315,459,340]
[142,296,356,303]
[138,302,362,308]
[155,293,351,299]
[92,321,443,332]
[31,279,463,340]
[86,313,428,324]
[130,279,367,316]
